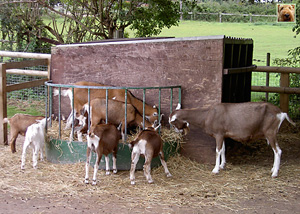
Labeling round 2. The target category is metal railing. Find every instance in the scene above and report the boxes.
[45,81,182,142]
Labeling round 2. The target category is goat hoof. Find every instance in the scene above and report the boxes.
[21,165,25,170]
[166,173,172,177]
[106,171,111,175]
[92,180,97,185]
[131,181,135,185]
[148,180,154,184]
[211,168,219,174]
[113,169,117,174]
[271,172,278,178]
[84,179,89,184]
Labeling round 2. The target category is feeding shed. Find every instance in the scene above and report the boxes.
[49,35,255,164]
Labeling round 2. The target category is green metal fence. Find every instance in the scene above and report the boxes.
[44,81,182,142]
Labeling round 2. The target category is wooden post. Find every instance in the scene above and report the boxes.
[266,53,270,101]
[0,63,8,145]
[280,72,289,113]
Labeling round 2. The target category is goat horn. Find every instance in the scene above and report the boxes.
[154,124,161,131]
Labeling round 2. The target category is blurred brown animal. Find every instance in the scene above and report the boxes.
[3,114,44,153]
[278,4,295,22]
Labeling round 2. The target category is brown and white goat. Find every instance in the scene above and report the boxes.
[85,124,121,185]
[21,117,50,170]
[128,127,172,185]
[3,114,44,153]
[169,102,296,178]
[79,98,136,139]
[53,81,158,128]
[78,98,154,140]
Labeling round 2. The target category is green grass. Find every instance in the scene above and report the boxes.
[48,18,300,65]
[131,21,300,66]
[7,100,45,118]
[149,21,299,91]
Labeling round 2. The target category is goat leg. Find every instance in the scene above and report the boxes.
[159,152,172,177]
[112,154,117,174]
[212,136,224,174]
[105,156,110,175]
[85,147,92,184]
[92,152,102,185]
[21,140,30,170]
[32,147,39,169]
[10,136,17,153]
[130,152,140,185]
[143,156,153,184]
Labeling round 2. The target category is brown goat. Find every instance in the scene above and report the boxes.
[3,114,44,153]
[79,98,137,138]
[54,81,158,128]
[84,124,121,185]
[129,128,172,184]
[169,102,296,178]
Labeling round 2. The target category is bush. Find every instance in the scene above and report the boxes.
[273,47,300,120]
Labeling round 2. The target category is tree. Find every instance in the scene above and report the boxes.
[1,0,180,49]
[272,0,300,119]
[292,0,300,37]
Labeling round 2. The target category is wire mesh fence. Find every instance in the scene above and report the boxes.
[0,57,47,101]
[0,55,48,115]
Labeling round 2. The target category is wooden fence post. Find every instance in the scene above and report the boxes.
[280,72,289,113]
[266,53,270,101]
[0,63,8,145]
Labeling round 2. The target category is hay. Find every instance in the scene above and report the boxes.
[47,120,184,150]
[1,123,300,212]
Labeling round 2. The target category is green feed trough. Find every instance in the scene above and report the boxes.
[44,81,181,170]
[45,139,179,170]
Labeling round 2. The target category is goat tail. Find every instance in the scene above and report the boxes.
[53,88,69,97]
[3,118,9,124]
[277,112,296,130]
[284,113,296,126]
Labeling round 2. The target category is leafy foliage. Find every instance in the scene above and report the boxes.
[1,0,180,49]
[273,48,300,120]
[292,0,300,36]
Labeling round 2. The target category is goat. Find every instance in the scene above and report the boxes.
[78,98,154,141]
[169,102,296,178]
[3,114,44,153]
[128,127,172,185]
[21,117,50,170]
[85,124,121,185]
[53,81,158,129]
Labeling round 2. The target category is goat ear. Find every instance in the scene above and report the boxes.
[176,103,181,110]
[183,122,190,135]
[117,122,122,131]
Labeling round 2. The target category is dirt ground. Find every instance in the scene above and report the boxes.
[0,124,300,214]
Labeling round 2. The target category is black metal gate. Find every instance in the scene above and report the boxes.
[222,37,256,103]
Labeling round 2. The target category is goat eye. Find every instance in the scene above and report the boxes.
[153,112,158,116]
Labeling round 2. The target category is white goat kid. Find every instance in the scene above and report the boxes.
[21,118,50,170]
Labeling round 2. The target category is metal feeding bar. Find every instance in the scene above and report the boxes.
[44,81,181,142]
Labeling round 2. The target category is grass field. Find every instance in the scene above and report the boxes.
[138,21,300,66]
